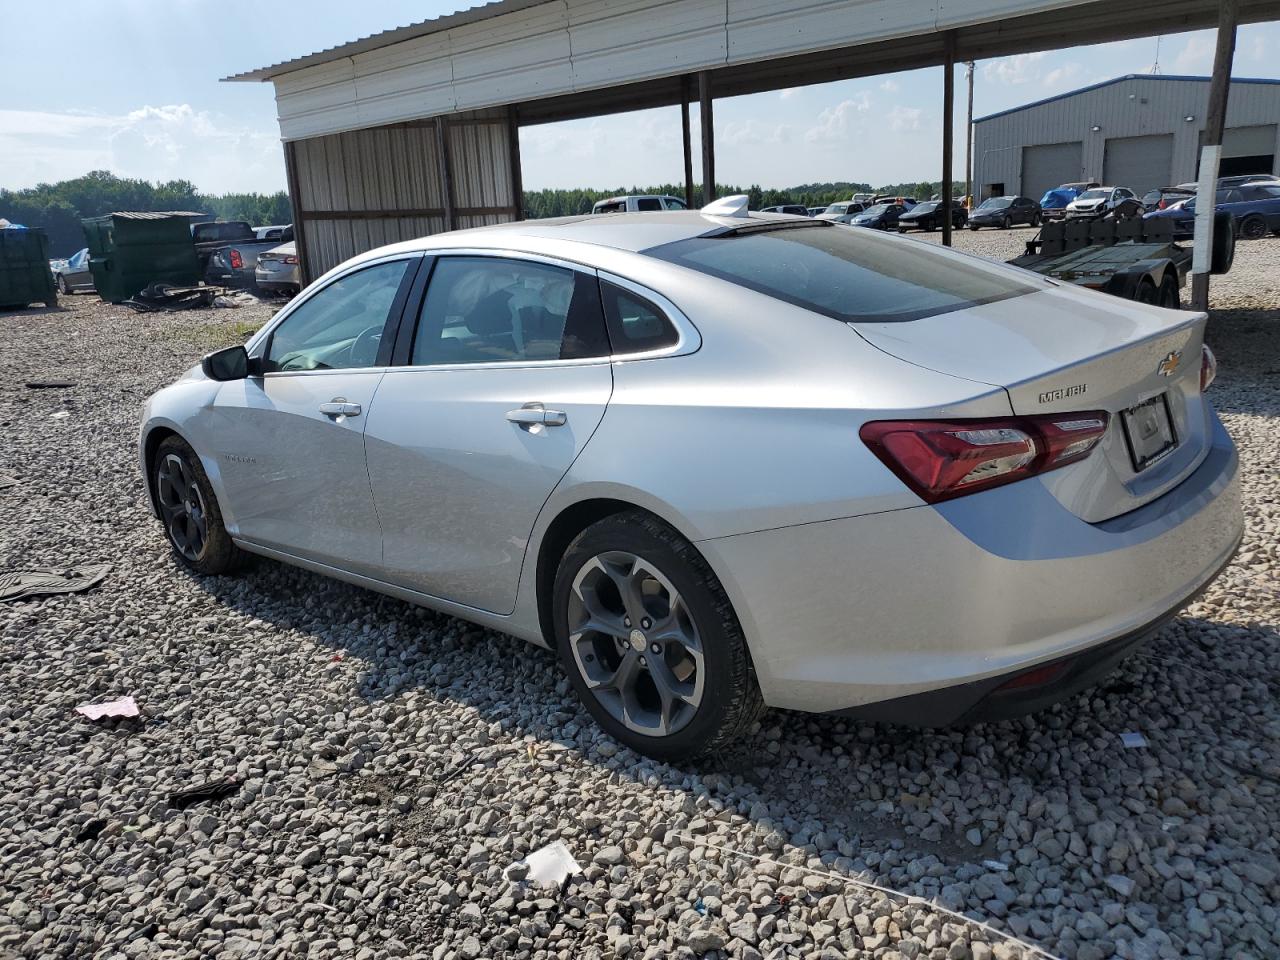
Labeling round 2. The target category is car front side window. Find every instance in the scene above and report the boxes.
[265,259,412,373]
[411,257,610,366]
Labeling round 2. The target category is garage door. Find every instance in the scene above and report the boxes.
[1104,134,1174,195]
[1210,124,1277,178]
[1022,142,1082,198]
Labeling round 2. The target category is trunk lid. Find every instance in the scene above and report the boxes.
[852,285,1210,522]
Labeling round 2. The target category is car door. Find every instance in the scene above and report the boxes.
[363,253,614,614]
[67,249,91,287]
[209,254,420,574]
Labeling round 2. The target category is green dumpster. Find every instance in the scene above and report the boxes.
[82,211,203,303]
[0,225,58,310]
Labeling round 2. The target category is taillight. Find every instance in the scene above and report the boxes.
[1200,344,1217,392]
[283,255,298,264]
[860,412,1109,503]
[228,249,244,269]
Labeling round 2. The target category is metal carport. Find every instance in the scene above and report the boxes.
[228,0,1280,296]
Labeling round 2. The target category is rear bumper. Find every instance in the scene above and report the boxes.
[698,414,1242,714]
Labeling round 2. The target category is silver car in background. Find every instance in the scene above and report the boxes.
[139,197,1241,760]
[53,247,94,294]
[254,241,301,296]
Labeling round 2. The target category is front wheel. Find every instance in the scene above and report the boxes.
[553,512,764,762]
[1031,213,1042,227]
[1239,214,1267,240]
[153,436,249,576]
[1000,216,1011,229]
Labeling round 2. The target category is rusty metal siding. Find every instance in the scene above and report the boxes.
[290,109,517,279]
[975,76,1280,196]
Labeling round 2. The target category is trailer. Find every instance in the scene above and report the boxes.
[1007,211,1235,308]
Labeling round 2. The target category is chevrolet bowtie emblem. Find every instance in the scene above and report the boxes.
[1157,350,1182,377]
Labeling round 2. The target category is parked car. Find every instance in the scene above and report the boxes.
[1065,186,1140,219]
[1040,181,1100,219]
[592,195,688,213]
[851,202,909,230]
[255,225,290,241]
[52,247,94,294]
[850,193,876,205]
[968,196,1041,230]
[1146,184,1280,241]
[1141,186,1196,212]
[896,200,967,232]
[192,220,258,271]
[199,223,294,289]
[139,197,1242,760]
[254,241,301,296]
[814,201,867,224]
[759,205,810,216]
[806,206,827,217]
[1215,173,1280,189]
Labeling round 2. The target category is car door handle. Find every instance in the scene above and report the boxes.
[319,400,361,418]
[506,403,567,427]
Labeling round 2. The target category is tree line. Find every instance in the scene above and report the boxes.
[2,171,947,257]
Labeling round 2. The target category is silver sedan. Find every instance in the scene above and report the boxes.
[139,197,1242,760]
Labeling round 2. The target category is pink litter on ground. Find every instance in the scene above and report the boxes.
[75,696,139,720]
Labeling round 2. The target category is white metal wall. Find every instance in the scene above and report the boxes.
[975,77,1280,196]
[288,109,517,278]
[268,0,1099,140]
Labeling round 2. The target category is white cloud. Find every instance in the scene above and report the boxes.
[1173,33,1214,73]
[0,104,283,193]
[778,88,801,101]
[1043,63,1083,88]
[804,94,872,143]
[720,119,790,146]
[887,106,923,133]
[1250,35,1268,62]
[879,79,900,93]
[983,52,1047,85]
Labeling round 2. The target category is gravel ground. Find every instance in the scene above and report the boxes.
[1,243,1278,960]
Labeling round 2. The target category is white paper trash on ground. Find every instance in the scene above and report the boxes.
[1120,731,1148,749]
[75,696,139,720]
[521,841,582,889]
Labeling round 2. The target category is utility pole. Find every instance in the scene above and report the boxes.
[1191,0,1239,312]
[965,61,975,206]
[941,33,956,247]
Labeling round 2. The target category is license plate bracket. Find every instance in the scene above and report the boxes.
[1121,394,1177,472]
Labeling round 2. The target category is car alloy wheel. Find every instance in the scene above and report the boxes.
[566,550,704,737]
[57,275,69,294]
[156,452,209,562]
[1240,215,1267,240]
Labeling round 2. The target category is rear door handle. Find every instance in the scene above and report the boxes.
[319,399,362,418]
[506,403,567,427]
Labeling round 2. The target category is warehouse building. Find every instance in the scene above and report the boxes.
[974,73,1280,201]
[228,1,1280,281]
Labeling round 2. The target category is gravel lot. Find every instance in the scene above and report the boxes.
[2,238,1278,960]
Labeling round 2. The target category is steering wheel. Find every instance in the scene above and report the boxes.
[349,325,383,367]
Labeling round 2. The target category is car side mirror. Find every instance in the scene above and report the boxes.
[202,344,254,381]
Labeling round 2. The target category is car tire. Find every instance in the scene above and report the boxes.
[57,275,70,295]
[968,224,979,231]
[1135,278,1160,305]
[1000,216,1011,229]
[1211,212,1235,275]
[153,435,250,576]
[552,511,765,762]
[1031,213,1042,227]
[1239,214,1267,240]
[1158,275,1180,309]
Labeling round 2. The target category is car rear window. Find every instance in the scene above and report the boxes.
[643,224,1038,323]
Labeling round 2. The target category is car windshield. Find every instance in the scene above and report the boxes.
[824,204,849,214]
[978,198,1011,210]
[1077,189,1109,200]
[863,204,890,215]
[644,223,1037,323]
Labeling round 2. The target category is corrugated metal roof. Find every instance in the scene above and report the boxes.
[223,0,553,82]
[85,211,208,221]
[975,73,1280,123]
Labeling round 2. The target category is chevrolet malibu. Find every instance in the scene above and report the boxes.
[140,196,1242,761]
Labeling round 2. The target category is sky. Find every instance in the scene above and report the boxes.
[1,2,1278,195]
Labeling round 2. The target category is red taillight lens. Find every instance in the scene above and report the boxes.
[283,255,299,265]
[228,249,244,269]
[1200,344,1217,392]
[860,412,1109,503]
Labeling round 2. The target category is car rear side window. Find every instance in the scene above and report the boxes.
[600,281,679,354]
[411,257,610,365]
[636,198,663,211]
[643,224,1037,323]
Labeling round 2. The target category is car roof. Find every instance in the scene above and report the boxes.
[347,210,808,262]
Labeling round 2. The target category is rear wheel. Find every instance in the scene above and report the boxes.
[153,436,249,576]
[57,275,70,295]
[553,512,764,762]
[1135,278,1160,305]
[1211,213,1235,275]
[1239,214,1267,240]
[1000,216,1012,229]
[1031,213,1042,227]
[1158,275,1180,309]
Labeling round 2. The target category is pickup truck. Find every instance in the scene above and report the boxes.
[192,220,293,289]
